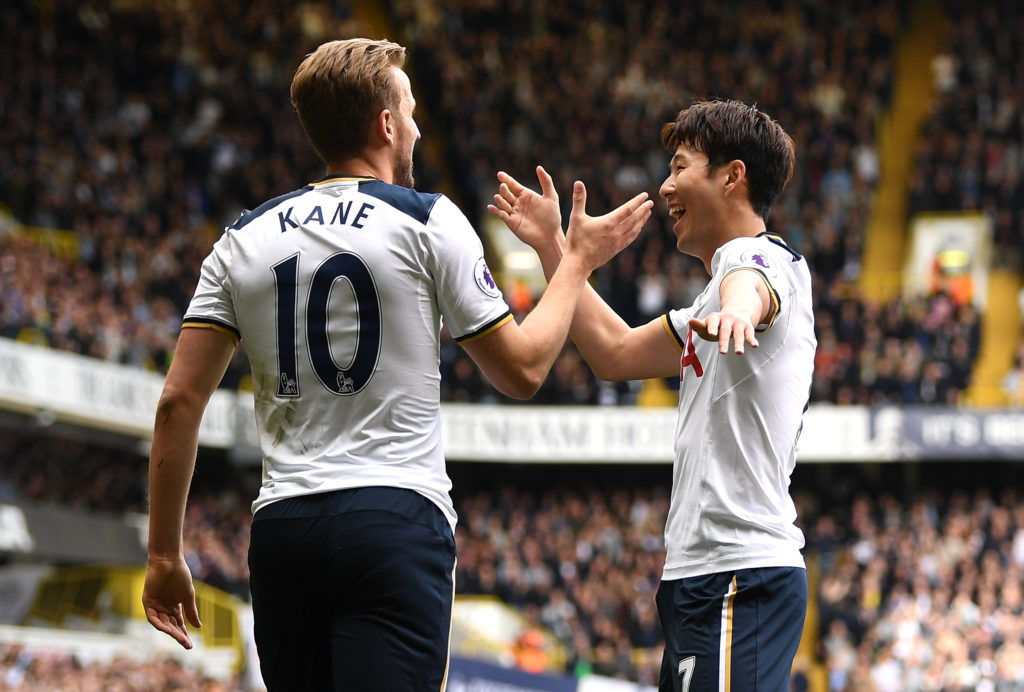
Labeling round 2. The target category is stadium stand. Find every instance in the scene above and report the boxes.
[0,427,253,601]
[911,0,1023,261]
[3,0,1024,690]
[811,466,1024,689]
[0,0,1007,406]
[0,644,239,691]
[9,422,1024,690]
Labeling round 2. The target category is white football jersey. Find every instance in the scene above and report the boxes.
[184,176,512,528]
[660,233,815,580]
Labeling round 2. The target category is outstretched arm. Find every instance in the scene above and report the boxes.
[462,173,653,398]
[688,269,773,354]
[143,326,235,649]
[488,168,681,381]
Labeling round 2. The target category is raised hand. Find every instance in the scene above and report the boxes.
[142,555,203,650]
[564,179,653,273]
[488,166,564,250]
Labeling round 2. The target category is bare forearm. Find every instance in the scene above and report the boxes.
[470,248,622,398]
[690,270,774,354]
[147,396,203,558]
[532,234,634,376]
[721,275,769,325]
[513,252,591,377]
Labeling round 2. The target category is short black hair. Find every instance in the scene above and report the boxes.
[661,99,795,219]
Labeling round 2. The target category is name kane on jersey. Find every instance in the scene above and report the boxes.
[276,201,376,233]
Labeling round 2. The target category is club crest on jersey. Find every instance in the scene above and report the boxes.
[473,257,502,298]
[741,250,770,269]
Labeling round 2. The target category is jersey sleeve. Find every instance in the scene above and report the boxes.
[663,308,695,352]
[716,237,793,331]
[425,195,512,342]
[182,234,241,342]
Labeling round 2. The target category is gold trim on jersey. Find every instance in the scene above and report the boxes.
[456,313,514,344]
[724,267,781,332]
[661,314,685,351]
[182,320,240,345]
[751,268,782,331]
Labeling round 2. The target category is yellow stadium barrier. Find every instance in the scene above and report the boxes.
[23,565,247,674]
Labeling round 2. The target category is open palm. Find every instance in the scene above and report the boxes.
[488,166,564,249]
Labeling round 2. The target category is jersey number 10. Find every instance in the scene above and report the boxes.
[271,252,381,397]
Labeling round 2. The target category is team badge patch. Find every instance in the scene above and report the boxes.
[741,250,771,269]
[473,257,502,298]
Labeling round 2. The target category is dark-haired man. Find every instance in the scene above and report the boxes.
[491,99,815,691]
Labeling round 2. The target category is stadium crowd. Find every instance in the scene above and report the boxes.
[912,0,1024,264]
[811,479,1024,690]
[0,428,254,602]
[453,480,671,683]
[0,644,237,692]
[0,0,1011,406]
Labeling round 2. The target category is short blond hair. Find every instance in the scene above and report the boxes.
[290,38,407,164]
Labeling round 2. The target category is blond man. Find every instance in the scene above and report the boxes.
[142,38,651,691]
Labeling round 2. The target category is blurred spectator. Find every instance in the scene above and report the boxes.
[1003,335,1024,405]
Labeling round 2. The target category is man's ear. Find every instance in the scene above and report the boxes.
[722,159,747,196]
[376,109,395,145]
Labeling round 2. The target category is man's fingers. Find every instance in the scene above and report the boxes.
[705,314,720,338]
[486,204,508,223]
[728,321,744,354]
[496,171,526,196]
[624,213,647,244]
[622,201,654,232]
[631,203,654,231]
[146,605,194,650]
[613,192,651,223]
[723,320,741,344]
[536,166,557,199]
[569,181,588,220]
[184,598,203,630]
[487,189,512,222]
[492,190,513,213]
[722,319,759,354]
[688,317,709,341]
[498,182,517,206]
[691,313,759,353]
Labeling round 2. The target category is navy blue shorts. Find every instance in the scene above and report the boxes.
[249,486,456,692]
[655,567,807,692]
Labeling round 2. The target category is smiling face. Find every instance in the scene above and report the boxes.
[659,144,725,262]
